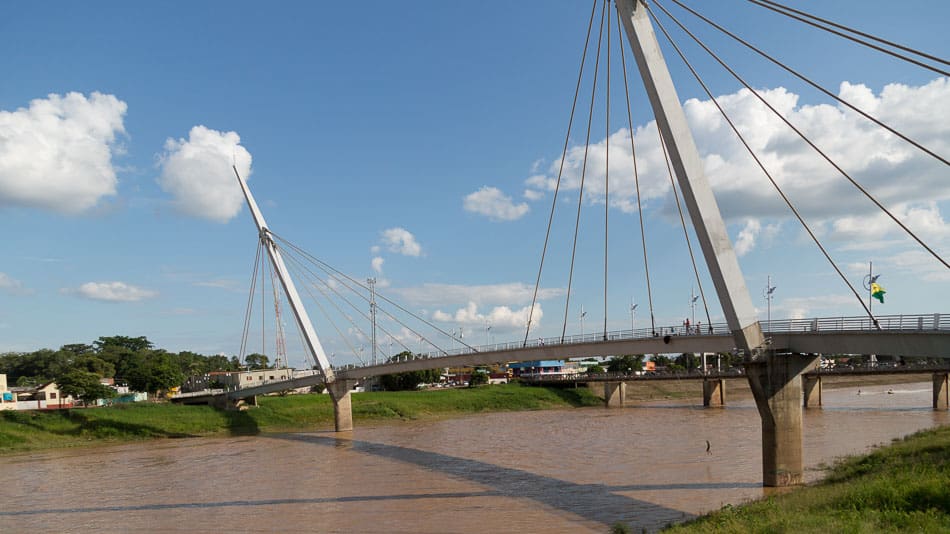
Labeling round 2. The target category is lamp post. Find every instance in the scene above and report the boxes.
[630,299,638,333]
[862,262,881,316]
[689,288,699,331]
[580,306,587,338]
[763,275,776,334]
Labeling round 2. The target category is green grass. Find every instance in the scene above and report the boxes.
[663,425,950,533]
[0,383,601,454]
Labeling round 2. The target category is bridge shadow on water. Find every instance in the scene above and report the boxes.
[1,429,759,531]
[268,432,760,530]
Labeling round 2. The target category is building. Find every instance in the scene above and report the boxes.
[182,368,302,393]
[0,374,16,411]
[507,360,574,379]
[10,381,74,410]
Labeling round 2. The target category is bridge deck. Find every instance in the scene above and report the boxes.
[171,314,949,402]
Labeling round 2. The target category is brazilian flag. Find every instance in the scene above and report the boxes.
[871,282,886,303]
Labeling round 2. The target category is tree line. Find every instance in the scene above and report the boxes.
[0,335,275,402]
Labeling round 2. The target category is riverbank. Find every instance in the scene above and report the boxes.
[661,424,950,533]
[0,383,601,455]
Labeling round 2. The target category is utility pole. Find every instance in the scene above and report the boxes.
[368,277,377,365]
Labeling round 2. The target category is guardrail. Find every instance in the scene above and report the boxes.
[337,313,947,370]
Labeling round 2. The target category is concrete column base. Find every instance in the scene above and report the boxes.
[604,382,626,408]
[745,353,818,487]
[934,372,948,411]
[702,378,725,407]
[327,380,358,432]
[803,375,822,409]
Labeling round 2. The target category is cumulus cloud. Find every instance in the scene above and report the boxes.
[0,92,127,213]
[391,282,565,307]
[371,256,385,273]
[463,186,530,221]
[69,281,158,302]
[432,301,542,329]
[521,78,950,246]
[0,272,32,296]
[157,125,252,223]
[380,227,422,257]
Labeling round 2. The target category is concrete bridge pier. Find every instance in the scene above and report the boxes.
[745,353,819,487]
[803,375,822,408]
[702,378,725,407]
[604,382,626,408]
[934,372,948,411]
[327,379,358,431]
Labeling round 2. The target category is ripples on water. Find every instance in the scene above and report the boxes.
[0,381,945,533]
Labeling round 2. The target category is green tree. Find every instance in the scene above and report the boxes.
[244,353,271,370]
[94,335,153,353]
[651,354,673,368]
[56,370,117,405]
[380,351,440,391]
[468,368,489,387]
[675,352,701,371]
[607,354,644,374]
[586,364,605,374]
[125,352,185,394]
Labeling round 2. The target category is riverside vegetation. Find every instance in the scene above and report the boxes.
[660,424,950,533]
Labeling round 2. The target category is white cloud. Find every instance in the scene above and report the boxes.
[0,92,127,213]
[391,282,565,307]
[380,227,422,257]
[157,125,252,223]
[734,219,761,257]
[0,272,32,296]
[463,186,530,221]
[70,281,158,302]
[432,301,542,329]
[523,189,544,201]
[522,78,950,241]
[371,256,385,273]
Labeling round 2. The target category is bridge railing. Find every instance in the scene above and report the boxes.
[764,313,946,333]
[339,313,946,371]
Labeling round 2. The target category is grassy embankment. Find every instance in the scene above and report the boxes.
[662,424,950,533]
[0,383,600,454]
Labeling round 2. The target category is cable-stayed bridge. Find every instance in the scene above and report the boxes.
[177,0,949,487]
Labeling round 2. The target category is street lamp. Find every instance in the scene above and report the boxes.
[630,299,638,333]
[580,306,587,338]
[689,288,699,331]
[763,275,776,333]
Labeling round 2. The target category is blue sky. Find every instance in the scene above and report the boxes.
[1,1,947,366]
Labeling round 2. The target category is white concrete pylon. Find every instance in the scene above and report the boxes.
[232,166,335,381]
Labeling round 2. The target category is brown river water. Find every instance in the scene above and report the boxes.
[1,381,946,533]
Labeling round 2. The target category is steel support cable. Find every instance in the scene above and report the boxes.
[280,252,366,365]
[647,2,878,321]
[745,0,950,74]
[650,0,950,271]
[668,0,949,167]
[655,130,714,331]
[602,0,611,341]
[273,236,459,355]
[239,240,264,362]
[272,235,458,354]
[563,0,609,343]
[615,6,658,336]
[278,244,417,360]
[524,0,600,347]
